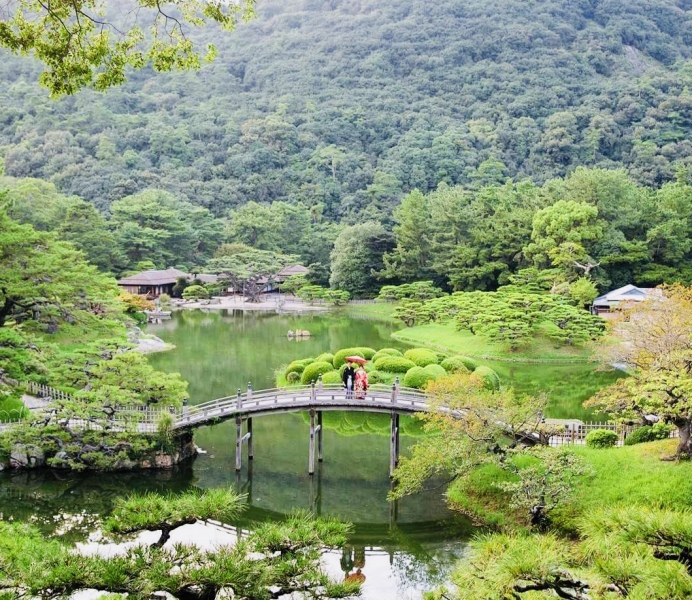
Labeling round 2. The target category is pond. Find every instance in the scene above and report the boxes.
[0,309,622,600]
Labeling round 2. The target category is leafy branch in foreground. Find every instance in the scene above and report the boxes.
[435,506,692,600]
[0,1,256,95]
[0,489,360,600]
[391,373,577,529]
[586,283,692,458]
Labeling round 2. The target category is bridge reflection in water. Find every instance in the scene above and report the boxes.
[176,382,428,477]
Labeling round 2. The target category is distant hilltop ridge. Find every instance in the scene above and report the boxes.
[0,0,690,221]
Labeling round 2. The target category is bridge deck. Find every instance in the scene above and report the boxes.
[174,384,428,429]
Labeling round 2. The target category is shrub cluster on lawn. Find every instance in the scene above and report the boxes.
[278,346,501,391]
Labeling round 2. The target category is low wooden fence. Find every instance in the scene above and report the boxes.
[546,420,678,447]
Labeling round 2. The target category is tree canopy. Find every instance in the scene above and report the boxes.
[0,0,256,95]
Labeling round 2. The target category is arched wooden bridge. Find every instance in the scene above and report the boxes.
[172,382,427,476]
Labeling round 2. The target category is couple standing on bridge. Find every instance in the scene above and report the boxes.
[342,359,368,400]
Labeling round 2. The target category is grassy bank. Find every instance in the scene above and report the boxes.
[392,322,595,362]
[339,302,400,323]
[446,439,692,530]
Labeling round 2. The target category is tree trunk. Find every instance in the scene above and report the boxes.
[0,296,14,328]
[677,419,692,458]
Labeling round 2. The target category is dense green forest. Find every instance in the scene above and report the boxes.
[1,0,692,220]
[2,0,692,293]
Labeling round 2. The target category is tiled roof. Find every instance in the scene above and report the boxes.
[117,268,189,286]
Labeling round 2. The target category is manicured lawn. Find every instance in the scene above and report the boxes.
[446,439,692,531]
[339,302,401,323]
[392,322,595,362]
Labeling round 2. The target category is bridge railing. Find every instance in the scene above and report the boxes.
[172,383,428,427]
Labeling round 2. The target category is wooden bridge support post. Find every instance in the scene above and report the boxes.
[389,481,399,529]
[317,411,323,462]
[235,416,243,472]
[247,417,253,460]
[389,412,400,478]
[237,389,242,410]
[309,408,317,475]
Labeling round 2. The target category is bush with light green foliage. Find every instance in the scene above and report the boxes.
[403,366,435,389]
[333,347,377,367]
[284,360,309,378]
[301,361,336,384]
[371,348,403,362]
[624,422,674,445]
[471,365,501,390]
[585,428,618,448]
[403,348,439,367]
[422,363,447,379]
[373,356,416,373]
[440,356,471,373]
[286,371,300,383]
[321,371,342,385]
[366,370,384,384]
[315,352,335,364]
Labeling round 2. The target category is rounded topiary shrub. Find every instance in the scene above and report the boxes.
[403,366,435,389]
[284,361,308,378]
[440,356,471,374]
[371,348,403,362]
[355,347,378,360]
[373,356,417,373]
[333,348,365,368]
[458,356,479,371]
[321,370,343,385]
[315,352,335,364]
[422,363,447,380]
[301,361,336,385]
[624,422,674,446]
[403,348,439,367]
[286,371,300,384]
[585,429,619,449]
[471,365,501,391]
[367,370,384,384]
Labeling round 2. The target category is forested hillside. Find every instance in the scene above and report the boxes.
[1,0,692,224]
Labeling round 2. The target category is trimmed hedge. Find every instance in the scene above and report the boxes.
[585,429,618,449]
[367,370,384,384]
[624,422,674,446]
[471,366,501,391]
[373,356,417,373]
[371,348,403,362]
[284,360,309,378]
[315,352,335,364]
[333,347,378,367]
[403,348,439,367]
[301,361,336,385]
[286,371,300,383]
[422,364,447,380]
[403,367,433,389]
[321,370,343,385]
[458,356,479,371]
[440,356,471,374]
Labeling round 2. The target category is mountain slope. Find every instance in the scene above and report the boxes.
[0,0,691,220]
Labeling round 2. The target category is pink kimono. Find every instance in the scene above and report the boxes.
[354,368,369,400]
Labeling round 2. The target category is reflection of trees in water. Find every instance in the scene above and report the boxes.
[388,529,468,589]
[0,465,196,539]
[297,411,425,437]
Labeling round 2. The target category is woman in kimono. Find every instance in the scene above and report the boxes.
[354,365,369,400]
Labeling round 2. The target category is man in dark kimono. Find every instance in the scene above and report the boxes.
[342,363,356,399]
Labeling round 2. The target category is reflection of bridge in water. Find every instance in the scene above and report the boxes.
[176,383,428,477]
[11,381,430,477]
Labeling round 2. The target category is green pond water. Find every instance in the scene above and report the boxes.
[0,309,623,599]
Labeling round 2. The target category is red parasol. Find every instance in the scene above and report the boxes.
[344,356,368,364]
